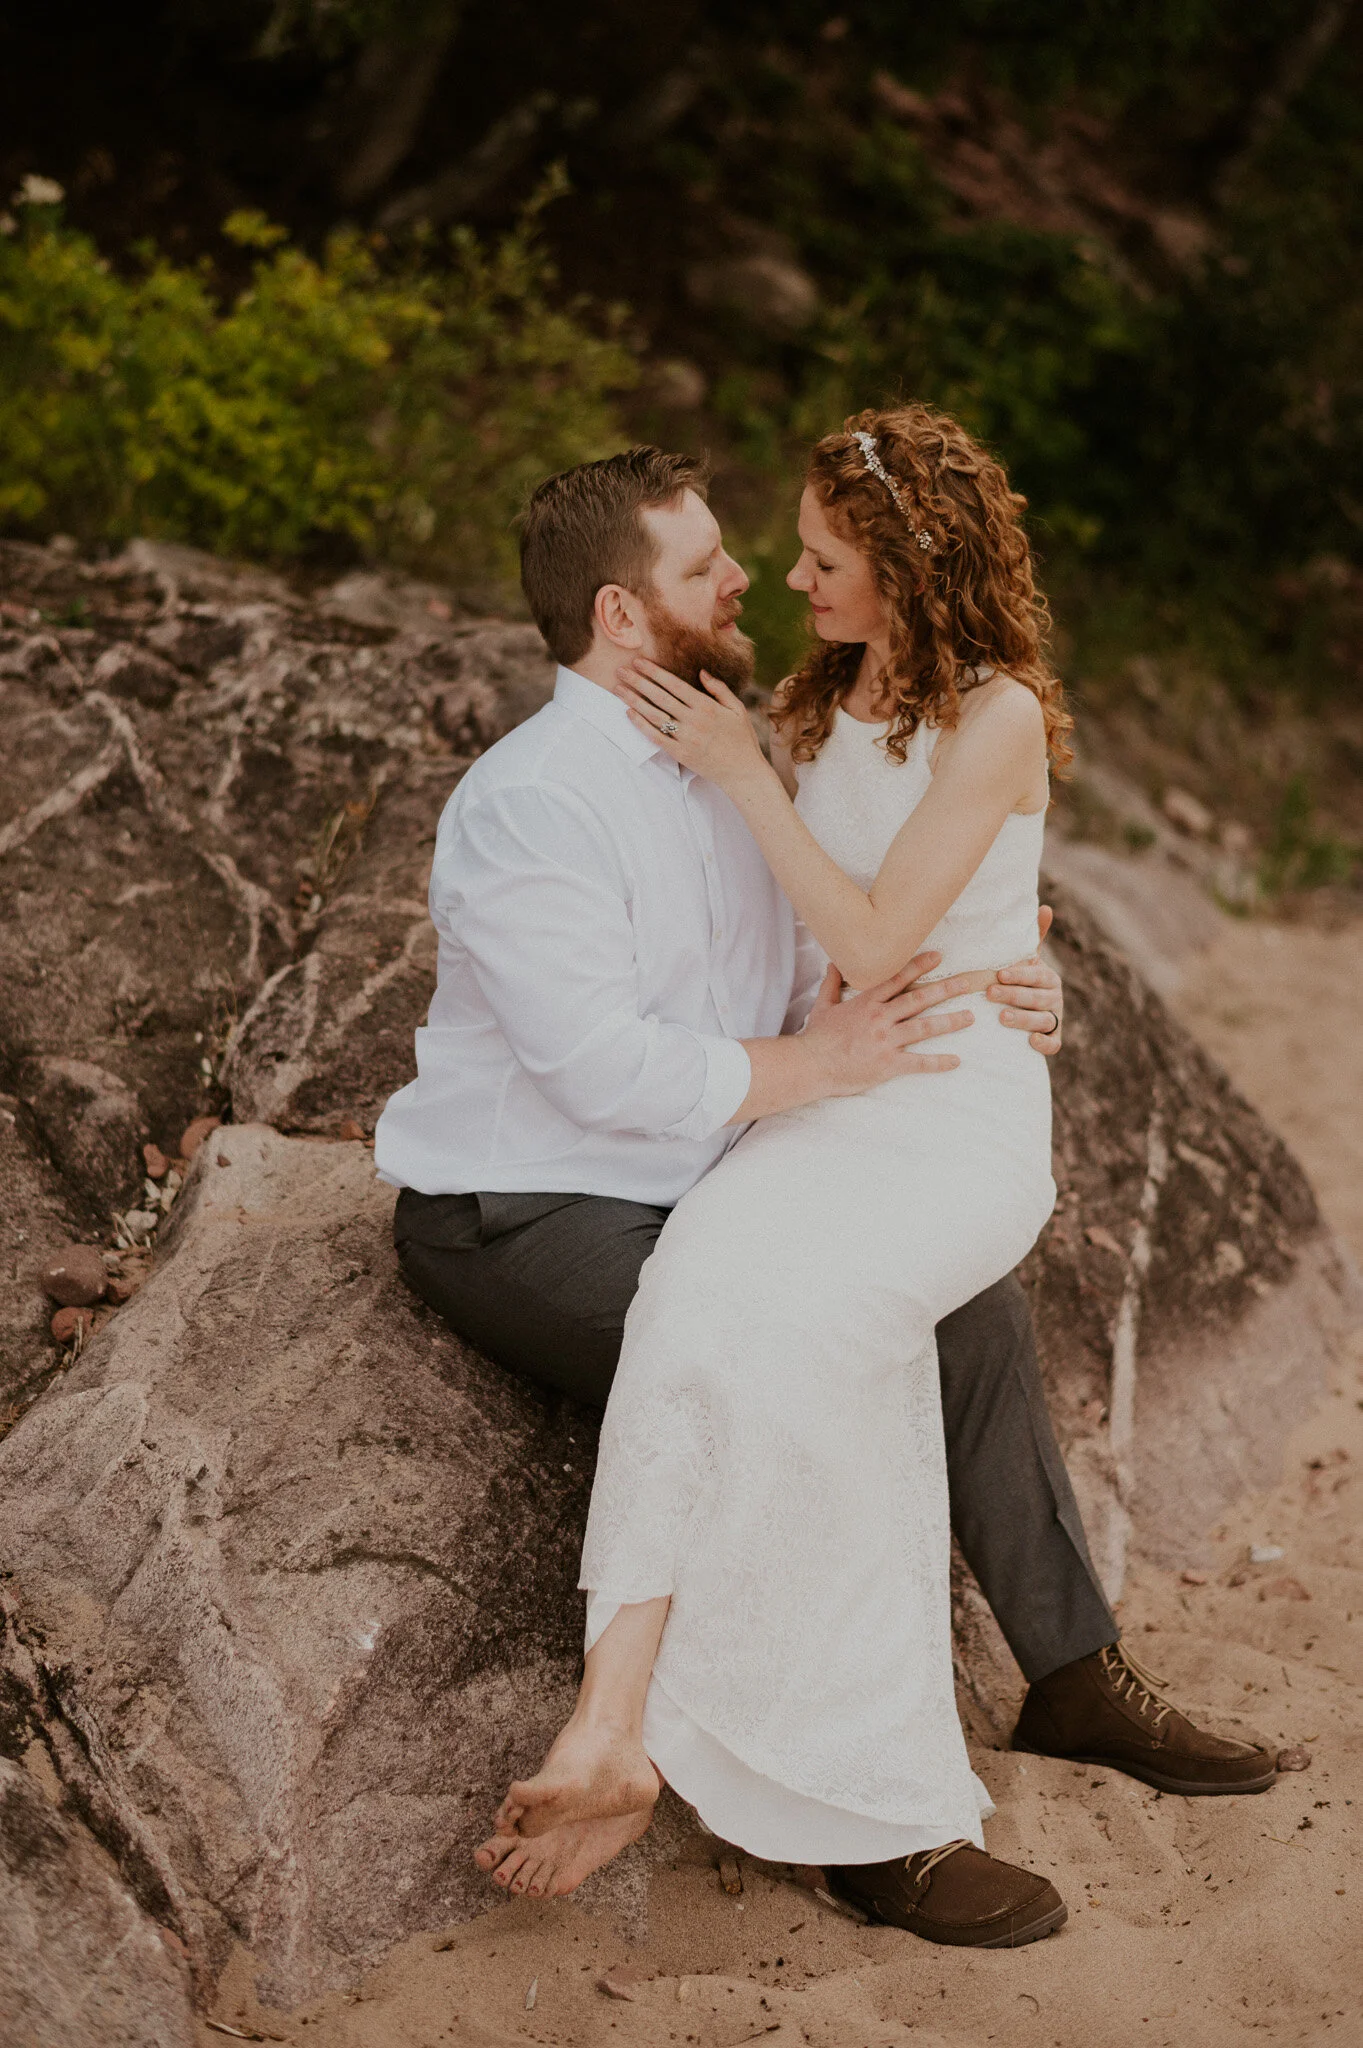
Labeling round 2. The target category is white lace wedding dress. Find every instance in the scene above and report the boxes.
[580,708,1056,1863]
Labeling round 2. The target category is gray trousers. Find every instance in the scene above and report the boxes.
[395,1187,1117,1684]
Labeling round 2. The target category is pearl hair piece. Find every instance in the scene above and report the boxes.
[853,430,934,551]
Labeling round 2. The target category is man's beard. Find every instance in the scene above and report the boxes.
[644,595,756,695]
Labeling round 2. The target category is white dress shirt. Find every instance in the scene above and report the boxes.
[375,665,816,1206]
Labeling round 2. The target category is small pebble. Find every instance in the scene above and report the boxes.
[598,1963,647,2002]
[40,1244,108,1307]
[1277,1747,1313,1772]
[337,1119,366,1142]
[143,1142,171,1179]
[51,1305,95,1343]
[1249,1544,1285,1564]
[1258,1576,1311,1602]
[719,1856,743,1896]
[181,1115,222,1160]
[1180,1569,1209,1586]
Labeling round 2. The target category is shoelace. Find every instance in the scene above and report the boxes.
[1100,1643,1173,1728]
[905,1836,973,1882]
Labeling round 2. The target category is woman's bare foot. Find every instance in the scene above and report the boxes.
[474,1807,653,1898]
[494,1716,660,1837]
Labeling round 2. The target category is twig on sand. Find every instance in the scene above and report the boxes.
[205,2022,290,2043]
[814,1886,868,1924]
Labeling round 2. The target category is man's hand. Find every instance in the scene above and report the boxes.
[986,904,1063,1055]
[731,951,992,1123]
[803,955,986,1093]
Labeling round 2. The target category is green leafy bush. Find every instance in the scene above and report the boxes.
[0,178,636,578]
[1260,776,1358,896]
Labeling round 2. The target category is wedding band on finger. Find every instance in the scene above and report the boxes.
[660,718,679,737]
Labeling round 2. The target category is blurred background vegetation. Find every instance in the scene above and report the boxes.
[2,0,1362,885]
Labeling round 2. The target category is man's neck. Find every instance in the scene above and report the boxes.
[565,648,627,699]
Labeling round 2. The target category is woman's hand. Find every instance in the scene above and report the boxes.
[619,660,769,791]
[986,905,1064,1054]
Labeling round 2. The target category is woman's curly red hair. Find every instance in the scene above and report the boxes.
[773,403,1073,775]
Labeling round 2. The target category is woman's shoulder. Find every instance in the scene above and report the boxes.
[957,672,1044,741]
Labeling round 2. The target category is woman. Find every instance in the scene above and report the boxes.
[475,404,1071,1936]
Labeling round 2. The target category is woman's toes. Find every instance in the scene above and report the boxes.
[509,1848,550,1897]
[492,1845,530,1890]
[473,1831,519,1874]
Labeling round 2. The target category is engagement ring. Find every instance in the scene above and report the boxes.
[661,718,679,736]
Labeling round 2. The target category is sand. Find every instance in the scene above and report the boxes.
[199,918,1363,2048]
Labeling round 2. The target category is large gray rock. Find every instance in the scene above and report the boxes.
[0,536,554,1425]
[0,1590,197,2048]
[0,1125,595,2009]
[0,1755,195,2048]
[1023,884,1357,1592]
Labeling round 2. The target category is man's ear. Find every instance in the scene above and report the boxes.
[595,582,648,650]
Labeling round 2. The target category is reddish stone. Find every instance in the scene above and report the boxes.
[180,1115,222,1160]
[143,1142,171,1179]
[51,1305,95,1343]
[39,1244,108,1307]
[337,1119,366,1142]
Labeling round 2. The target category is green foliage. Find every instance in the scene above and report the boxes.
[691,4,1363,662]
[1259,776,1357,895]
[0,179,635,578]
[788,125,1142,549]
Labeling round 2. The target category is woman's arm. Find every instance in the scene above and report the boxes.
[620,663,1047,990]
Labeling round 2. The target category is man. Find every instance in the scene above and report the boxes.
[375,447,1276,1946]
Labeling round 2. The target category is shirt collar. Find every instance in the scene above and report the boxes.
[553,664,675,772]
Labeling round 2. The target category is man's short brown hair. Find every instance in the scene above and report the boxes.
[520,446,708,666]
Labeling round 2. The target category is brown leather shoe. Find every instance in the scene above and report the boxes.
[1013,1643,1279,1794]
[827,1839,1066,1948]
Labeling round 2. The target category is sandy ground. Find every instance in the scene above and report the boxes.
[200,919,1363,2048]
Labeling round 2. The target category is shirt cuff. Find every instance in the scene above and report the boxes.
[661,1034,752,1142]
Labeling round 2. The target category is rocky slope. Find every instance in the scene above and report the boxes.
[0,537,1358,2021]
[0,536,554,1424]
